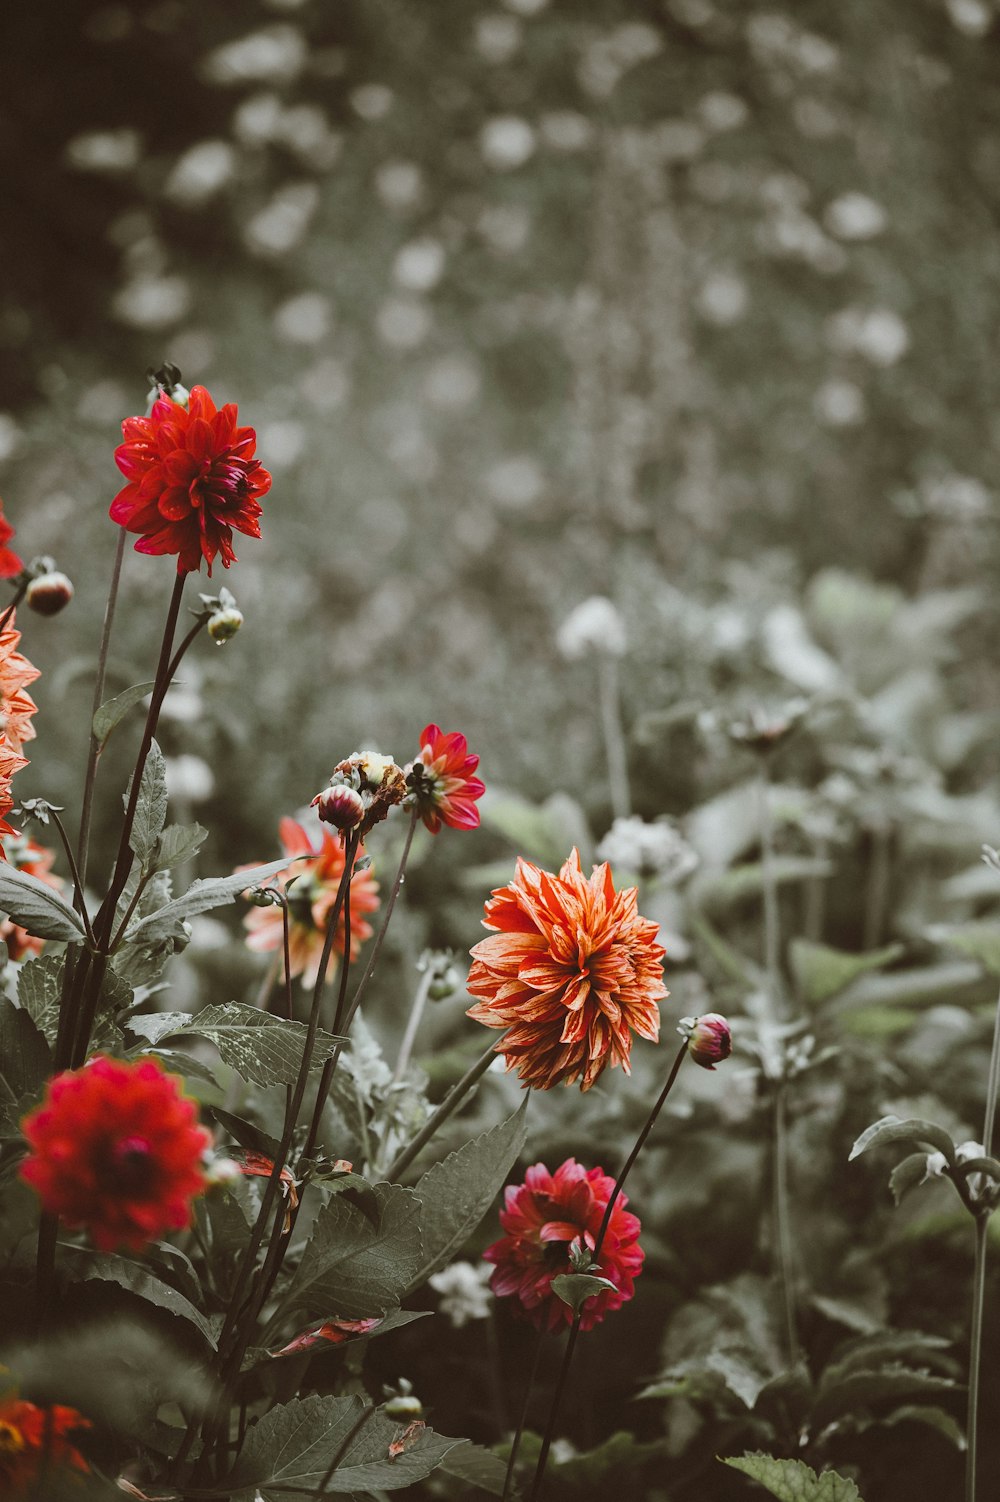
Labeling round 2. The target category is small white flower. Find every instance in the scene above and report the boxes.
[202,25,306,86]
[924,1151,949,1178]
[597,817,699,885]
[393,239,446,293]
[429,1261,493,1327]
[824,192,887,241]
[273,291,333,345]
[165,140,236,206]
[556,596,627,660]
[956,1140,985,1163]
[165,754,215,804]
[481,116,537,170]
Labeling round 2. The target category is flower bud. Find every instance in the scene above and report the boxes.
[312,783,365,831]
[26,571,74,616]
[679,1012,732,1070]
[208,605,244,643]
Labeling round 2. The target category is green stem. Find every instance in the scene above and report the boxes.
[981,982,1000,1158]
[46,807,96,949]
[597,653,630,822]
[391,962,435,1086]
[863,817,892,952]
[967,1213,988,1502]
[384,1032,506,1181]
[758,764,782,1015]
[76,529,127,891]
[0,577,29,638]
[343,807,419,1031]
[772,1085,799,1366]
[527,1040,689,1501]
[503,1324,545,1502]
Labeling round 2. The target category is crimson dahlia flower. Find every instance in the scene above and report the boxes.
[0,501,23,579]
[241,817,379,987]
[466,848,666,1090]
[110,385,271,575]
[407,724,485,834]
[19,1056,211,1252]
[0,1395,91,1497]
[485,1158,643,1332]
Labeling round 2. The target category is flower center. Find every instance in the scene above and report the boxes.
[110,1135,154,1192]
[0,1420,25,1456]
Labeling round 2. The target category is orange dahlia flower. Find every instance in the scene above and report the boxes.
[0,614,39,757]
[110,384,271,575]
[0,833,64,959]
[466,849,666,1091]
[0,1394,91,1497]
[241,817,380,987]
[0,737,27,845]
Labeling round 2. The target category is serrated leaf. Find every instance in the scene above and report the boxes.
[849,1116,956,1165]
[811,1369,958,1430]
[16,952,65,1046]
[127,1011,197,1047]
[432,1440,509,1495]
[789,940,904,1006]
[0,997,50,1127]
[228,1394,464,1496]
[127,857,294,945]
[723,1453,864,1500]
[551,1271,618,1314]
[206,1106,282,1160]
[152,822,208,871]
[58,1248,216,1347]
[127,740,168,864]
[287,1183,423,1320]
[92,680,156,747]
[0,865,85,941]
[154,1002,341,1088]
[406,1098,528,1290]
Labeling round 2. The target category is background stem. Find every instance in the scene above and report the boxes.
[966,1213,988,1502]
[597,652,630,821]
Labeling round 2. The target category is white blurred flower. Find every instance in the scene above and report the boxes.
[826,307,909,366]
[477,203,532,253]
[298,357,351,413]
[697,271,749,326]
[824,192,887,241]
[393,238,446,293]
[376,297,432,350]
[160,680,205,724]
[273,291,333,344]
[278,104,342,170]
[0,415,23,464]
[481,115,536,170]
[165,754,215,804]
[956,1140,986,1163]
[258,420,306,469]
[202,25,306,85]
[232,92,283,145]
[486,455,545,509]
[164,140,237,206]
[66,129,141,173]
[598,817,699,884]
[921,474,991,520]
[112,275,191,329]
[424,356,481,411]
[76,380,128,426]
[475,13,521,63]
[697,91,749,132]
[428,1261,493,1327]
[375,160,424,212]
[350,83,394,121]
[556,597,627,661]
[690,161,740,204]
[796,31,839,72]
[814,379,866,427]
[540,111,594,152]
[243,182,319,256]
[945,0,992,35]
[169,329,215,376]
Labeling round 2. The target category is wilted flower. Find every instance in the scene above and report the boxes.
[0,833,64,959]
[467,849,666,1091]
[319,752,407,839]
[597,816,699,884]
[110,383,272,575]
[0,1393,91,1497]
[428,1260,494,1327]
[556,596,627,661]
[271,1317,382,1358]
[680,1012,732,1070]
[241,816,379,986]
[19,1056,211,1252]
[405,724,485,834]
[0,502,23,579]
[484,1159,643,1332]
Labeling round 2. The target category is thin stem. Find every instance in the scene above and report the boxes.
[46,808,96,949]
[966,1213,988,1502]
[502,1325,545,1502]
[863,817,893,952]
[981,982,1000,1158]
[76,529,127,889]
[758,764,782,1015]
[527,1040,689,1501]
[391,962,435,1086]
[165,614,209,685]
[597,653,630,821]
[300,834,360,1164]
[344,807,419,1029]
[802,836,828,943]
[0,577,29,638]
[772,1085,799,1366]
[384,1033,506,1181]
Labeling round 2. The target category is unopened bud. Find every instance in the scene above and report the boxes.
[679,1012,732,1070]
[26,571,74,616]
[208,605,244,643]
[312,783,365,831]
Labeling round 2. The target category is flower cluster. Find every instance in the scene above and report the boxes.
[467,849,666,1090]
[19,1056,211,1252]
[405,724,485,834]
[312,751,407,840]
[0,1393,91,1497]
[484,1159,643,1332]
[110,384,271,575]
[241,816,379,986]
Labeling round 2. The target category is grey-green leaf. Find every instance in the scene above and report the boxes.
[17,952,65,1046]
[889,1153,931,1205]
[0,864,86,941]
[127,740,168,864]
[152,822,209,871]
[789,939,904,1006]
[147,1002,341,1088]
[406,1097,528,1290]
[551,1272,618,1314]
[287,1183,423,1320]
[58,1248,216,1347]
[92,680,156,747]
[849,1116,956,1165]
[723,1453,864,1501]
[127,857,294,944]
[0,998,50,1127]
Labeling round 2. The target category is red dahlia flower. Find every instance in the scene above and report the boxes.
[484,1158,643,1332]
[240,817,379,987]
[406,724,485,834]
[0,1395,91,1497]
[0,833,64,959]
[19,1056,211,1252]
[466,848,666,1091]
[0,501,23,579]
[110,385,271,575]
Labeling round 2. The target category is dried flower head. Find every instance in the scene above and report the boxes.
[323,752,407,838]
[467,848,666,1090]
[405,724,485,834]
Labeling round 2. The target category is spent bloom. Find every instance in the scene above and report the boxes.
[405,723,485,834]
[484,1159,643,1332]
[467,848,666,1091]
[0,1393,91,1497]
[110,383,271,575]
[19,1056,211,1252]
[680,1012,732,1070]
[0,833,64,960]
[241,816,379,987]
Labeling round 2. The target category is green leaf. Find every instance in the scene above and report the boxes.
[406,1098,528,1290]
[58,1248,216,1347]
[723,1453,864,1500]
[890,1153,931,1205]
[789,940,905,1006]
[92,680,156,747]
[432,1441,509,1496]
[811,1369,958,1430]
[693,857,831,917]
[0,865,85,941]
[126,857,294,944]
[16,952,65,1046]
[141,1001,341,1088]
[882,1404,965,1448]
[849,1116,956,1166]
[152,822,209,872]
[0,997,50,1128]
[550,1272,618,1314]
[287,1183,423,1320]
[127,740,168,864]
[228,1394,464,1496]
[930,921,1000,977]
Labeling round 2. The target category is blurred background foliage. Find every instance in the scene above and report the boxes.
[4,0,1000,1497]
